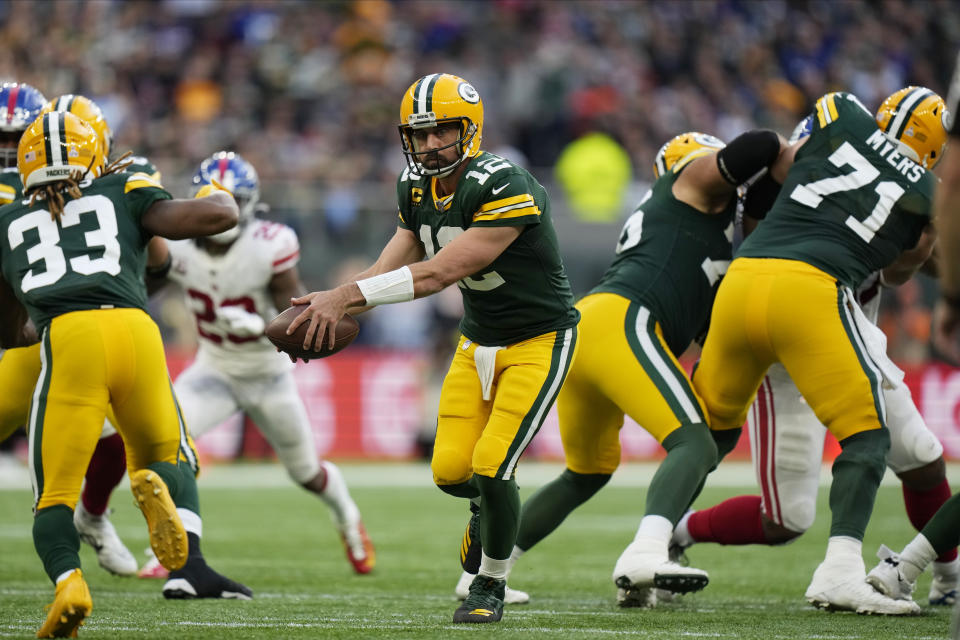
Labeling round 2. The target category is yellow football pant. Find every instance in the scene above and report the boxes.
[558,293,708,475]
[0,343,42,442]
[692,258,885,441]
[31,309,196,510]
[432,327,578,484]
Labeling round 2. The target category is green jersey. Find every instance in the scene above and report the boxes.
[396,151,579,345]
[591,170,735,355]
[738,92,934,288]
[0,171,171,332]
[0,167,23,206]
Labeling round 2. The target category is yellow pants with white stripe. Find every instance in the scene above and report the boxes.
[30,308,196,511]
[692,258,885,441]
[0,343,42,442]
[432,327,578,484]
[558,293,708,475]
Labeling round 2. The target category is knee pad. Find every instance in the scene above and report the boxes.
[431,445,474,486]
[775,493,817,534]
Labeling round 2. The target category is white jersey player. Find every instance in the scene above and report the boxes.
[672,116,957,607]
[144,151,375,584]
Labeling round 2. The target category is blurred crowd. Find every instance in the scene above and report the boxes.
[0,0,957,362]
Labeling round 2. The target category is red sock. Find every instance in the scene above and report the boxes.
[903,479,957,563]
[81,433,127,516]
[687,495,767,545]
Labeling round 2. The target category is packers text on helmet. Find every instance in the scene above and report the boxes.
[876,86,948,169]
[398,73,483,177]
[653,132,726,179]
[18,111,104,191]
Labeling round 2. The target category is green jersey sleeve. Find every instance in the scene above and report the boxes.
[465,168,543,228]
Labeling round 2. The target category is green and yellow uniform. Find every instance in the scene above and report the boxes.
[559,168,733,476]
[0,157,162,442]
[397,151,579,482]
[694,92,933,444]
[0,171,196,523]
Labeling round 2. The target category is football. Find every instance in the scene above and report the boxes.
[265,304,359,360]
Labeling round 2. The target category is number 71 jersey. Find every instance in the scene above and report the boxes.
[396,151,579,346]
[738,92,935,289]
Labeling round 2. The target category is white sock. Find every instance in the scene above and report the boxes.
[55,569,77,584]
[635,514,673,544]
[673,511,695,547]
[177,508,202,537]
[933,557,960,580]
[479,552,509,580]
[318,461,359,526]
[824,536,863,566]
[900,534,937,583]
[507,545,525,574]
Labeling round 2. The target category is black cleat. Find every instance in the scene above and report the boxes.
[459,502,481,574]
[453,575,504,623]
[162,557,252,600]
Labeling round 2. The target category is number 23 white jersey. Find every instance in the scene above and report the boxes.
[167,219,299,377]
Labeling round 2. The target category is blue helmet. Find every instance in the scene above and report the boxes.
[192,151,260,243]
[0,82,47,167]
[788,113,814,144]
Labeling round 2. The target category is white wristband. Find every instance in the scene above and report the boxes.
[356,265,415,306]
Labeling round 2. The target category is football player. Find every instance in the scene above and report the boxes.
[143,151,376,588]
[482,129,789,608]
[0,111,238,638]
[0,87,146,576]
[287,73,580,624]
[672,103,957,608]
[690,87,948,615]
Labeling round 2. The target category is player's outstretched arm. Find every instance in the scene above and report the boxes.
[269,265,307,312]
[288,225,520,352]
[141,191,239,240]
[674,129,788,214]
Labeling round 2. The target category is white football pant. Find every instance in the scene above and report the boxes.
[175,360,320,483]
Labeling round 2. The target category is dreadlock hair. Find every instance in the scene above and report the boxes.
[27,150,134,221]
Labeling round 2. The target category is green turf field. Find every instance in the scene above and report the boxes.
[0,462,953,639]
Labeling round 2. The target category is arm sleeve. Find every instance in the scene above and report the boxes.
[715,129,782,186]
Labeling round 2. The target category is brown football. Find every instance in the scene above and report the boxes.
[266,304,359,360]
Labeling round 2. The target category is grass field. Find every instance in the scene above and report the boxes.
[0,461,954,639]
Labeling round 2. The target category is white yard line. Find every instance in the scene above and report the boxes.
[0,458,932,491]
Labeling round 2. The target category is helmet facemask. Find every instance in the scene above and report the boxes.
[399,117,477,178]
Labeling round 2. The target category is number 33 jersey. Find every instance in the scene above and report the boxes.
[0,172,170,332]
[738,92,935,289]
[167,219,300,377]
[396,151,579,346]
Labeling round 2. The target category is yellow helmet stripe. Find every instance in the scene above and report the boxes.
[414,73,440,115]
[886,87,934,139]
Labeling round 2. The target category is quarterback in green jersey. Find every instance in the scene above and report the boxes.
[692,87,948,616]
[287,73,579,624]
[0,110,240,638]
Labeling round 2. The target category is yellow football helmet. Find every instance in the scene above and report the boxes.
[653,131,726,179]
[398,73,483,177]
[876,86,948,169]
[41,94,113,160]
[18,111,104,190]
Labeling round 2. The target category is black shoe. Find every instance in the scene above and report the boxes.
[453,575,504,623]
[459,503,481,574]
[162,558,253,600]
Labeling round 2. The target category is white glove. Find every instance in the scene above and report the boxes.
[218,305,266,338]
